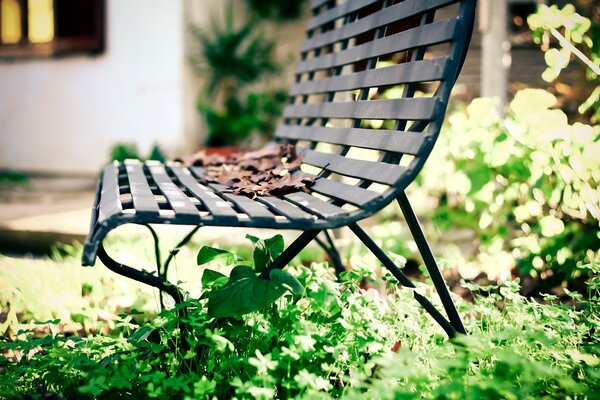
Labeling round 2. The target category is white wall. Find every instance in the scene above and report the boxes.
[0,0,186,175]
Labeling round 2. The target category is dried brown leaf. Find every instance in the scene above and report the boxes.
[185,144,314,198]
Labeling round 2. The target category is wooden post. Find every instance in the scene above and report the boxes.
[479,0,509,107]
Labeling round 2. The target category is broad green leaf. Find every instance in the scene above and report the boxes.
[128,325,155,344]
[197,246,235,266]
[201,269,228,288]
[253,242,270,272]
[270,269,304,295]
[246,234,285,272]
[246,234,270,271]
[207,266,286,318]
[264,234,284,258]
[245,234,260,244]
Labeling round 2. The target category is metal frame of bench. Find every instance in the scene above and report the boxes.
[83,0,477,338]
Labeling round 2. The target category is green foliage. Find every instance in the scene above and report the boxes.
[244,0,308,21]
[0,243,156,337]
[528,4,600,122]
[197,90,287,147]
[191,6,286,146]
[109,143,166,163]
[419,90,599,288]
[191,9,278,96]
[2,263,599,399]
[198,234,303,318]
[147,144,166,163]
[109,142,140,162]
[0,169,28,187]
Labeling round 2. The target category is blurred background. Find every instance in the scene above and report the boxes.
[0,0,596,175]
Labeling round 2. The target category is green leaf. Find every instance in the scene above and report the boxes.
[197,246,235,266]
[270,269,304,295]
[246,234,285,272]
[201,269,228,288]
[207,266,286,318]
[264,234,284,258]
[128,325,156,344]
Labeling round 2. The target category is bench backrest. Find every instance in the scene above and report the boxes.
[275,0,476,212]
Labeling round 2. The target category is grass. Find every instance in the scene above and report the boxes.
[0,233,599,399]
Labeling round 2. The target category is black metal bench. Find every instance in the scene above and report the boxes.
[83,0,476,338]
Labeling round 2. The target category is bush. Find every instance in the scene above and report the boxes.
[416,89,599,291]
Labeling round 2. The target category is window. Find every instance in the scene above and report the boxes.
[0,0,104,58]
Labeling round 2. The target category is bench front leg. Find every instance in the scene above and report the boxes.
[396,191,466,334]
[97,243,185,305]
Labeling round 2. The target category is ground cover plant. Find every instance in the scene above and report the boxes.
[1,252,599,399]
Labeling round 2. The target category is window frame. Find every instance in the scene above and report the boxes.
[0,0,105,59]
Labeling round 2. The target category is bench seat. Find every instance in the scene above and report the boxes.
[82,158,395,266]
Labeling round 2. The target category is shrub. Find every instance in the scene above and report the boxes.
[417,89,599,291]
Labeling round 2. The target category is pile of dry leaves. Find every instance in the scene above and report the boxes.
[185,144,315,198]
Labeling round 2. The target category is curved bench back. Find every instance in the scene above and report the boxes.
[276,0,476,212]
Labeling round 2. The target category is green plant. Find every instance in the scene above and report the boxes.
[197,90,287,147]
[197,234,304,317]
[244,0,308,21]
[415,90,599,291]
[528,3,600,122]
[0,169,28,187]
[109,142,166,163]
[2,260,599,399]
[109,142,140,162]
[191,6,285,147]
[0,242,157,337]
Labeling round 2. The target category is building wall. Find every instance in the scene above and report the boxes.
[0,0,185,175]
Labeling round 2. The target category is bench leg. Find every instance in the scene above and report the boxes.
[348,222,457,338]
[140,224,200,310]
[259,230,321,279]
[97,243,185,305]
[396,191,466,334]
[314,230,346,278]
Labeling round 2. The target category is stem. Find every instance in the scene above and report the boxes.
[551,28,600,75]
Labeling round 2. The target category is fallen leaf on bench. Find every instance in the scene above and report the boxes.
[185,144,315,198]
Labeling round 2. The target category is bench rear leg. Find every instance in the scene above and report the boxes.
[348,222,457,338]
[259,230,321,279]
[314,230,346,278]
[396,191,466,334]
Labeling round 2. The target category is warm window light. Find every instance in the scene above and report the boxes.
[28,0,54,43]
[0,0,22,44]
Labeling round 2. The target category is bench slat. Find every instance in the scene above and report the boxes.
[303,0,457,52]
[302,149,407,185]
[309,177,381,206]
[307,0,383,31]
[284,97,438,121]
[290,58,449,96]
[124,160,160,215]
[147,163,199,216]
[98,164,123,224]
[284,191,348,219]
[296,18,458,74]
[276,125,426,155]
[257,197,316,222]
[216,191,279,222]
[171,165,238,221]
